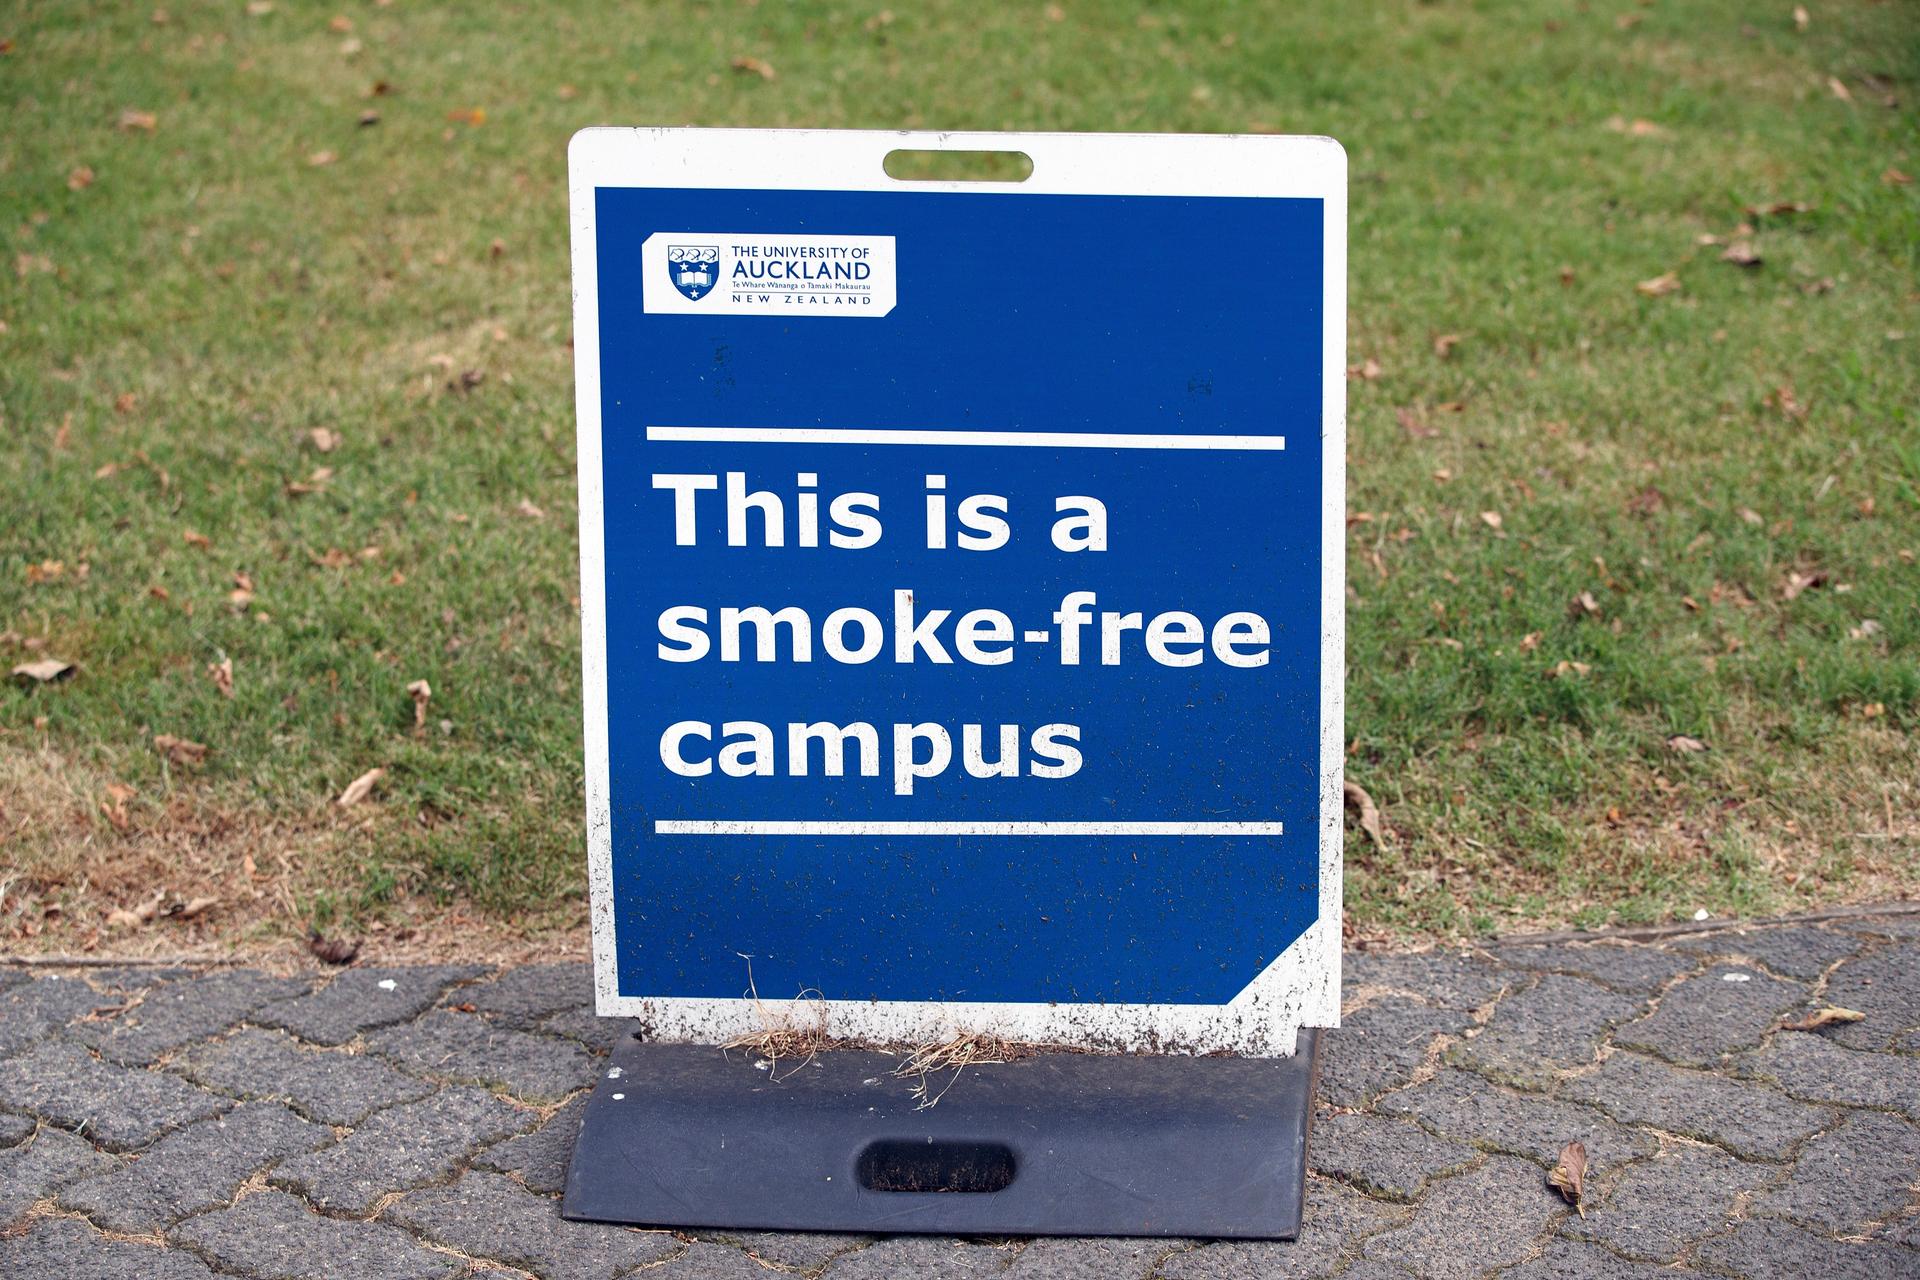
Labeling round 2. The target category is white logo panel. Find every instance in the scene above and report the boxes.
[642,232,896,317]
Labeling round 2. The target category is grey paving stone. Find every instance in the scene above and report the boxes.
[647,1241,775,1278]
[1334,1264,1419,1280]
[1817,945,1920,1051]
[1752,1109,1920,1234]
[1001,1236,1188,1278]
[1876,1213,1920,1248]
[1561,1145,1773,1262]
[1559,1052,1833,1160]
[387,1170,681,1279]
[1344,950,1509,1011]
[475,1093,585,1193]
[59,1101,329,1233]
[1361,1156,1555,1279]
[0,975,101,1057]
[1309,1110,1477,1201]
[458,962,593,1027]
[0,1126,117,1229]
[367,1008,596,1103]
[1319,997,1472,1106]
[78,965,196,994]
[1161,1177,1408,1278]
[270,1085,531,1214]
[1448,975,1642,1090]
[172,1188,462,1280]
[0,1040,224,1150]
[0,1111,32,1148]
[253,964,486,1046]
[1739,1031,1920,1117]
[1691,1217,1920,1280]
[0,966,26,991]
[1489,1238,1681,1279]
[0,1216,219,1280]
[688,1228,874,1271]
[73,969,310,1066]
[826,1236,1020,1277]
[1837,914,1920,940]
[1612,965,1808,1066]
[172,1026,434,1125]
[1378,1067,1655,1172]
[1492,942,1698,994]
[1672,925,1863,981]
[540,1005,641,1054]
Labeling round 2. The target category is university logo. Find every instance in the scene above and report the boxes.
[666,245,721,301]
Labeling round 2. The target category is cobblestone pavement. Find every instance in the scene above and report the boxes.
[3,911,1918,1278]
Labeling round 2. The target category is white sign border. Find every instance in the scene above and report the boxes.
[570,127,1346,1056]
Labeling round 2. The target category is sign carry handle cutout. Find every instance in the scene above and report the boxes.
[565,127,1345,1238]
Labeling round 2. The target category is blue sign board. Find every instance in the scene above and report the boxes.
[571,130,1345,1054]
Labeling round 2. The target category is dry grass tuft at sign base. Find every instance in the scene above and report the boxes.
[892,1031,1042,1110]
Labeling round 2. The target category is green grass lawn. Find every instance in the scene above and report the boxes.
[3,0,1915,954]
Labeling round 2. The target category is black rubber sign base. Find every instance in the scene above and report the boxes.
[561,1031,1320,1239]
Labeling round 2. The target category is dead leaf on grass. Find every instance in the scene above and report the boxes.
[1636,272,1681,297]
[1883,168,1913,187]
[1396,406,1438,440]
[1549,1141,1588,1215]
[170,895,218,921]
[731,55,777,80]
[309,426,340,452]
[514,498,546,520]
[1432,333,1463,359]
[309,930,361,965]
[1605,115,1666,137]
[1779,1006,1866,1032]
[1479,510,1503,530]
[1793,5,1809,31]
[1768,384,1808,420]
[153,733,208,766]
[336,765,385,806]
[1720,241,1762,267]
[1780,569,1827,601]
[100,782,136,831]
[1568,591,1602,620]
[1745,200,1811,217]
[1826,77,1852,102]
[1666,733,1710,754]
[1548,660,1593,679]
[67,165,94,191]
[183,529,212,549]
[406,679,432,732]
[207,657,233,698]
[308,547,353,569]
[1346,358,1382,381]
[1626,485,1665,517]
[306,150,337,168]
[11,658,75,684]
[282,466,332,495]
[117,108,158,132]
[1342,781,1386,847]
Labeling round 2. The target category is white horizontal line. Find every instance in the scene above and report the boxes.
[654,820,1283,836]
[647,426,1286,451]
